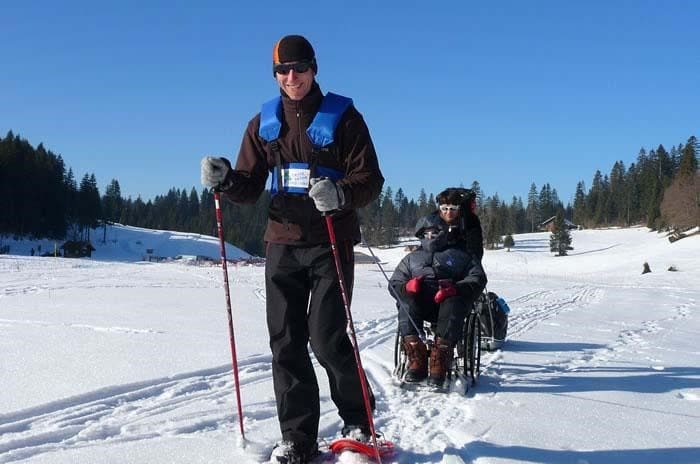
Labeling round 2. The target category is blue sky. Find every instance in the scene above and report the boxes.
[2,1,698,205]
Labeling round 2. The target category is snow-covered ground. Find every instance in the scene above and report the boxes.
[1,225,698,463]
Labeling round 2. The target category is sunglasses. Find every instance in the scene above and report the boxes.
[423,229,440,239]
[439,204,460,212]
[274,60,313,75]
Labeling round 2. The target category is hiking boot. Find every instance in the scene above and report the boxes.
[403,335,428,382]
[341,424,372,443]
[428,337,453,387]
[270,440,318,464]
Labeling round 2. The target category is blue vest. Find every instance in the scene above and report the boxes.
[259,92,353,195]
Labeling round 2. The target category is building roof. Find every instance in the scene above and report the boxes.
[539,216,578,228]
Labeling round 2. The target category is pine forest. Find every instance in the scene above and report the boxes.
[0,130,697,256]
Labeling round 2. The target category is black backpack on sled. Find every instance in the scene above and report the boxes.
[475,290,509,351]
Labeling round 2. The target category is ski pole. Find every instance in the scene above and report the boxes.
[325,214,382,464]
[360,235,425,342]
[214,191,246,442]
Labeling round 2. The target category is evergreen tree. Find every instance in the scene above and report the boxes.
[509,196,527,234]
[403,199,419,233]
[624,162,640,226]
[670,145,681,174]
[503,233,515,251]
[526,183,539,232]
[609,161,626,224]
[587,170,604,226]
[549,210,572,256]
[380,187,398,244]
[482,194,503,249]
[594,174,611,225]
[572,181,586,226]
[394,188,410,234]
[656,144,674,188]
[77,173,101,240]
[678,135,698,177]
[539,183,555,221]
[187,188,200,231]
[102,179,123,223]
[64,168,79,237]
[565,202,574,222]
[471,181,483,216]
[177,189,189,230]
[359,195,382,244]
[416,188,432,218]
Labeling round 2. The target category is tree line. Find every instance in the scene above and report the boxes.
[1,130,697,256]
[0,130,269,254]
[571,138,698,231]
[474,135,698,248]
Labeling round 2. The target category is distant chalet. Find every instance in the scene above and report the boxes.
[538,216,579,232]
[61,240,96,258]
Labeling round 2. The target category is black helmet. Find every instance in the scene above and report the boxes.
[414,214,449,252]
[436,187,476,212]
[414,214,443,238]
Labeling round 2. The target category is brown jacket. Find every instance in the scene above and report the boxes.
[222,83,384,245]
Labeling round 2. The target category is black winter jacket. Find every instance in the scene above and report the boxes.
[419,211,484,260]
[389,242,487,303]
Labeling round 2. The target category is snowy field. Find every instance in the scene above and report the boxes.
[1,225,699,463]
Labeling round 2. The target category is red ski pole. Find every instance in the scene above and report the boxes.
[324,214,382,464]
[214,191,246,442]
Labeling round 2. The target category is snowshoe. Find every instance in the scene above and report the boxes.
[328,437,395,460]
[270,440,319,464]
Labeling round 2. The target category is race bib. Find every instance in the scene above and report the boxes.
[281,166,311,191]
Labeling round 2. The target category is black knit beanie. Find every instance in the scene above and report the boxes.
[436,187,477,205]
[272,35,318,75]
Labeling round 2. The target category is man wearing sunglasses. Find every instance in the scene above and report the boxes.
[201,34,384,463]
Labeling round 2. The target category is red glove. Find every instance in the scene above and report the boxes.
[405,276,424,294]
[434,279,458,304]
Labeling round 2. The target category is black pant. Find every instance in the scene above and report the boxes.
[398,290,468,345]
[265,242,370,447]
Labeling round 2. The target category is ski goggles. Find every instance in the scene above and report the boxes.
[439,204,460,213]
[274,60,314,75]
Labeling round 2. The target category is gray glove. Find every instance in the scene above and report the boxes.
[201,156,232,189]
[308,178,345,212]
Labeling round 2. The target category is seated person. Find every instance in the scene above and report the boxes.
[389,213,487,387]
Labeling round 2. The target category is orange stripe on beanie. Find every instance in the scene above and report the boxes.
[272,39,281,65]
[272,35,317,75]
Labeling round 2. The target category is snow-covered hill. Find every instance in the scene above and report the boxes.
[1,227,698,463]
[0,223,251,262]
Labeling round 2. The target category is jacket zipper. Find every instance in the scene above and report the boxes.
[296,100,303,159]
[296,100,314,238]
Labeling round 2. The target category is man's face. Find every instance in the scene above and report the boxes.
[275,61,314,100]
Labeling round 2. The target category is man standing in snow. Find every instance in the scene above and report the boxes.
[201,34,384,463]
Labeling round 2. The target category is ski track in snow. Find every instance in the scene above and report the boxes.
[483,286,700,426]
[0,318,164,335]
[0,354,276,463]
[1,279,693,463]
